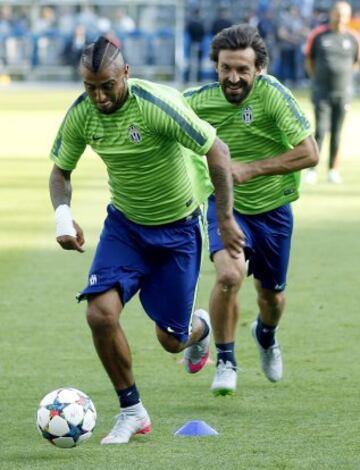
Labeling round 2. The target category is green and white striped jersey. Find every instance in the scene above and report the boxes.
[184,75,313,214]
[50,78,215,225]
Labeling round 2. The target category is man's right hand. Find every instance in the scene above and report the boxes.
[56,220,85,253]
[218,216,246,259]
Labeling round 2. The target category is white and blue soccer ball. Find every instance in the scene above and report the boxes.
[36,388,97,448]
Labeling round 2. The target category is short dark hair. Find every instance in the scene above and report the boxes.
[210,24,268,69]
[81,36,124,73]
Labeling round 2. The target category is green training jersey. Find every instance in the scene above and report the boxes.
[184,75,313,215]
[50,78,215,225]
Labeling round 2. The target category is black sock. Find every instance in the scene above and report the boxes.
[215,342,236,367]
[198,317,210,341]
[116,384,140,408]
[256,316,277,349]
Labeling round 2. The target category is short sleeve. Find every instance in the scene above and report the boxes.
[50,105,86,171]
[265,81,312,147]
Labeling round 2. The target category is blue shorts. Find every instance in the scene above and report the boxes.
[79,204,204,342]
[207,195,293,291]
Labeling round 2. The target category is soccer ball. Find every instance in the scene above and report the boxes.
[36,388,97,448]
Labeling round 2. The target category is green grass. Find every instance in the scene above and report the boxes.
[0,88,359,470]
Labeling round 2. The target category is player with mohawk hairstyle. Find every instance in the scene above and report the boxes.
[49,36,243,444]
[82,35,122,74]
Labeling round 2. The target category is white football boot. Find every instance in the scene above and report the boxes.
[211,360,237,396]
[328,169,343,184]
[101,402,151,445]
[251,321,283,382]
[184,309,211,374]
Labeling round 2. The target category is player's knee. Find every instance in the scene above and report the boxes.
[161,340,183,354]
[217,269,243,293]
[86,303,117,332]
[259,291,285,311]
[156,327,183,353]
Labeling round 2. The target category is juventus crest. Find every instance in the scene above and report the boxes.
[128,124,142,143]
[242,106,253,124]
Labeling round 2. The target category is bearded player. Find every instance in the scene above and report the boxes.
[184,24,319,395]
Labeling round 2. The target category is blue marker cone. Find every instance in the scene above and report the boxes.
[174,420,219,436]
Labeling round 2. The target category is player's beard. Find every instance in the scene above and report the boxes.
[221,78,253,105]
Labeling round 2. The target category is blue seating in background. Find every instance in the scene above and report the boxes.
[33,31,67,66]
[121,29,151,66]
[0,26,176,79]
[151,28,175,66]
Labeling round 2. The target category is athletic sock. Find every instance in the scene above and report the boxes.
[215,342,237,368]
[116,383,140,409]
[256,316,277,349]
[198,317,210,341]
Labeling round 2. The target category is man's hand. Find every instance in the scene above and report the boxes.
[56,220,85,253]
[231,161,255,184]
[218,216,246,259]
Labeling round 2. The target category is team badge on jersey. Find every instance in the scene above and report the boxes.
[242,106,253,124]
[128,124,142,143]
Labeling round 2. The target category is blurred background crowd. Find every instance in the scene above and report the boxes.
[0,0,359,87]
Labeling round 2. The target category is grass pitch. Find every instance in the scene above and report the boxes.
[0,87,359,470]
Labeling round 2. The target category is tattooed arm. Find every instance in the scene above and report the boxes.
[49,164,73,208]
[49,164,85,252]
[206,138,245,258]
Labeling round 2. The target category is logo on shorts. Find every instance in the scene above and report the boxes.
[89,274,97,285]
[128,124,142,143]
[242,106,253,124]
[274,283,285,291]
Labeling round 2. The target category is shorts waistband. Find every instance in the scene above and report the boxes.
[109,204,201,228]
[181,207,202,222]
[160,207,202,228]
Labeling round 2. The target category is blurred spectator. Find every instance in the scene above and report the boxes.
[299,0,315,20]
[32,6,58,67]
[276,6,308,86]
[304,1,360,184]
[256,0,272,16]
[257,7,277,73]
[76,5,99,40]
[63,24,88,78]
[139,6,157,33]
[33,6,56,35]
[0,6,12,37]
[97,16,112,36]
[12,7,29,36]
[247,8,259,28]
[309,8,329,28]
[211,7,233,36]
[114,8,136,34]
[185,8,205,82]
[58,6,77,39]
